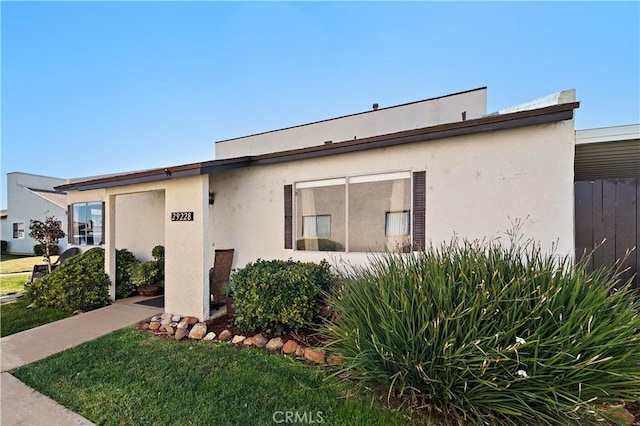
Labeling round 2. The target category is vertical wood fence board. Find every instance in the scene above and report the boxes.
[574,181,594,270]
[601,179,617,267]
[592,180,605,269]
[615,179,637,286]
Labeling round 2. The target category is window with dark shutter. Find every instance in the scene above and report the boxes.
[412,171,426,251]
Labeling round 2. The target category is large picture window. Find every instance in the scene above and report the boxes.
[295,172,412,252]
[12,222,25,239]
[71,202,104,245]
[296,179,346,251]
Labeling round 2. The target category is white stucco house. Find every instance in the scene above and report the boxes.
[0,172,68,254]
[53,86,586,320]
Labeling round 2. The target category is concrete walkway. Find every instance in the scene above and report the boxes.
[0,297,161,425]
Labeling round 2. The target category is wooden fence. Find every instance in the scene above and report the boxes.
[575,178,638,289]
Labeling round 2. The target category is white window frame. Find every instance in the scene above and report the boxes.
[295,171,413,252]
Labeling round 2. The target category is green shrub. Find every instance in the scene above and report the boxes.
[232,259,334,333]
[129,261,161,287]
[116,249,138,299]
[26,248,110,312]
[33,244,60,256]
[321,239,640,425]
[0,240,7,253]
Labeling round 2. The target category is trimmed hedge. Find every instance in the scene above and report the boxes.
[115,249,138,299]
[232,259,334,333]
[26,248,110,312]
[34,244,60,256]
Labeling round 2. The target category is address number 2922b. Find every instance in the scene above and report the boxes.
[171,212,194,221]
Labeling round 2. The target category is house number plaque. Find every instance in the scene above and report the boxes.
[171,212,194,221]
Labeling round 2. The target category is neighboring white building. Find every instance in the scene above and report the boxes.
[57,87,582,320]
[0,172,68,254]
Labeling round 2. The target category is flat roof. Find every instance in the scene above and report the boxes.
[57,101,579,192]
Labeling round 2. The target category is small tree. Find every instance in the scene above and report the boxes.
[29,214,66,273]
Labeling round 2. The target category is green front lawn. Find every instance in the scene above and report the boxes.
[1,298,72,337]
[0,273,29,296]
[13,328,416,425]
[0,254,58,274]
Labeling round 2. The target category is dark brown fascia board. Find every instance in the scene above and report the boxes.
[215,87,488,144]
[57,101,579,191]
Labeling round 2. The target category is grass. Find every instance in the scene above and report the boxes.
[12,328,416,425]
[0,273,29,296]
[0,253,58,274]
[1,298,72,337]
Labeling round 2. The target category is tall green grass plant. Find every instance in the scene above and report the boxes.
[321,238,640,425]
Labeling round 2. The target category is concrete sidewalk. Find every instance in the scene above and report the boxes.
[0,298,161,425]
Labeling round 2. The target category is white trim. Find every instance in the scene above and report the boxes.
[296,178,346,189]
[348,171,411,184]
[575,124,640,145]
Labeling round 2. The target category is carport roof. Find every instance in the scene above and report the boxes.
[56,101,579,192]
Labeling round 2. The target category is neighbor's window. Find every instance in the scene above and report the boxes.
[12,222,25,239]
[385,211,410,236]
[348,172,411,252]
[71,202,104,245]
[296,179,346,251]
[302,215,331,238]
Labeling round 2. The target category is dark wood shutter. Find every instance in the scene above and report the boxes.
[284,185,293,249]
[101,202,106,245]
[412,171,426,251]
[67,204,73,244]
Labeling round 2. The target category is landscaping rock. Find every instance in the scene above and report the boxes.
[161,317,172,326]
[175,328,188,340]
[243,337,256,346]
[149,322,161,331]
[283,340,299,354]
[161,313,172,320]
[151,316,162,322]
[253,334,268,348]
[295,345,305,357]
[181,316,199,326]
[203,332,217,341]
[73,310,83,316]
[219,329,232,341]
[304,348,325,364]
[172,315,181,322]
[141,323,151,330]
[266,337,284,352]
[170,322,178,328]
[164,325,175,336]
[602,405,635,424]
[232,335,246,344]
[177,322,189,329]
[188,323,208,340]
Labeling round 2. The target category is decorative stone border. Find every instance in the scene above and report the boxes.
[139,313,342,365]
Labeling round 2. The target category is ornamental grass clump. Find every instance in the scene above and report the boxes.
[321,238,640,425]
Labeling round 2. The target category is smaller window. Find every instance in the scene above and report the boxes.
[302,215,331,238]
[385,211,410,236]
[13,222,25,239]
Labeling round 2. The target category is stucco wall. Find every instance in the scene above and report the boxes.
[2,173,67,254]
[115,191,165,261]
[215,88,487,159]
[210,119,576,271]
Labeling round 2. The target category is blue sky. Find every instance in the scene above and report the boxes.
[2,1,639,209]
